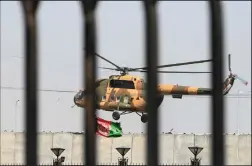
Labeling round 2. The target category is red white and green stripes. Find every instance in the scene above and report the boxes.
[96,117,122,137]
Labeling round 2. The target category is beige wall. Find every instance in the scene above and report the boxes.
[0,132,251,165]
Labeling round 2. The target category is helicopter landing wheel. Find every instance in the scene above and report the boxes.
[141,114,148,123]
[112,111,120,120]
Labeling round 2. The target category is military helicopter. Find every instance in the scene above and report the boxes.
[73,53,248,123]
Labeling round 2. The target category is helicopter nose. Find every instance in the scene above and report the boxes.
[73,92,85,107]
[73,96,77,104]
[74,96,83,107]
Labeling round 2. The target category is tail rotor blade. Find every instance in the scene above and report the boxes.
[228,54,231,73]
[234,75,248,86]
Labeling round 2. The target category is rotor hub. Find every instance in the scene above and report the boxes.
[120,67,130,75]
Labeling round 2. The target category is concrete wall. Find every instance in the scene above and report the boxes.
[0,132,251,165]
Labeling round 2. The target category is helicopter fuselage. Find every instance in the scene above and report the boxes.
[74,75,163,112]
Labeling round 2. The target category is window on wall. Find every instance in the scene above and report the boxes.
[109,80,135,89]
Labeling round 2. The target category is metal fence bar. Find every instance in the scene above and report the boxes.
[81,1,98,166]
[21,1,40,166]
[209,1,225,166]
[143,0,159,165]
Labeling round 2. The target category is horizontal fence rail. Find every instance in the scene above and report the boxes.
[18,1,225,166]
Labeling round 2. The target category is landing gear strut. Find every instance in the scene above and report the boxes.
[136,113,148,123]
[112,111,148,123]
[141,114,148,123]
[112,111,132,121]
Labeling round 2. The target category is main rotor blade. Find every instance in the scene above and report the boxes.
[98,67,118,71]
[133,70,212,74]
[157,71,211,74]
[83,48,121,70]
[95,53,121,70]
[132,59,212,70]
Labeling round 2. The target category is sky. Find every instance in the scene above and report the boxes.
[0,1,251,134]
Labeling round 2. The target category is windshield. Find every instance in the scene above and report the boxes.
[75,90,86,99]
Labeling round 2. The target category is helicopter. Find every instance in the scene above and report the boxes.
[73,53,248,123]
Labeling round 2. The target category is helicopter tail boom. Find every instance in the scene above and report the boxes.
[157,74,238,96]
[157,84,211,96]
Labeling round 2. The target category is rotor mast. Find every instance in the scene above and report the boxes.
[120,67,130,76]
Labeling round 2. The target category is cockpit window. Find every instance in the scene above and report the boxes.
[109,80,135,89]
[75,90,86,99]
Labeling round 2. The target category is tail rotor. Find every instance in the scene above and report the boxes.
[234,74,248,86]
[228,54,248,86]
[228,54,232,74]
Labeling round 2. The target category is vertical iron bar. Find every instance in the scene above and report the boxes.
[143,0,159,165]
[21,1,40,166]
[209,1,225,166]
[80,1,98,166]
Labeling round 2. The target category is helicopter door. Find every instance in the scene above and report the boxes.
[106,79,117,102]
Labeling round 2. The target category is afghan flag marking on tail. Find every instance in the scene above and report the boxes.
[96,117,122,138]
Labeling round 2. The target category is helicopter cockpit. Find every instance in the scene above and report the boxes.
[74,89,86,103]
